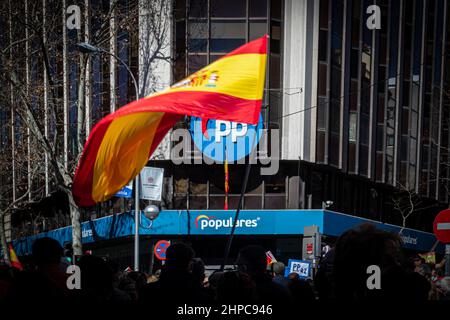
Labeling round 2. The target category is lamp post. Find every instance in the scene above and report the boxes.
[76,42,141,271]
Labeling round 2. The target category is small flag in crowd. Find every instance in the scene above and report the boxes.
[266,251,277,266]
[8,243,23,271]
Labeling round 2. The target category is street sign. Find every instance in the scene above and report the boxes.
[115,181,133,198]
[154,240,170,261]
[433,209,450,243]
[140,167,164,201]
[284,259,311,279]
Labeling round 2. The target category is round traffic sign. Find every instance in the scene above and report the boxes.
[433,209,450,243]
[154,240,170,261]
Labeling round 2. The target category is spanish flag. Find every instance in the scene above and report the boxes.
[73,35,268,206]
[8,244,23,271]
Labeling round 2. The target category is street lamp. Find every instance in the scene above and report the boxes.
[76,42,141,271]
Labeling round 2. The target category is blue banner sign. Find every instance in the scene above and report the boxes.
[115,181,133,198]
[12,209,444,256]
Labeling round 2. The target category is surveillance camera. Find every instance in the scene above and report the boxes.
[325,200,334,206]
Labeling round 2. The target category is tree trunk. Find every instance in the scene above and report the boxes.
[77,54,87,156]
[0,212,10,265]
[67,192,82,256]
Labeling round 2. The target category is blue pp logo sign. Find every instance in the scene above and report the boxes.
[190,114,263,162]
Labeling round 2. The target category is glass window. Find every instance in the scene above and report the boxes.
[348,143,356,172]
[211,21,246,52]
[189,0,207,18]
[376,125,384,151]
[188,54,207,74]
[317,131,326,162]
[211,0,246,17]
[320,0,329,29]
[189,21,208,52]
[249,0,267,18]
[270,0,282,20]
[318,64,328,96]
[270,55,280,88]
[359,145,368,176]
[270,21,281,53]
[349,113,357,142]
[319,30,328,62]
[249,20,267,41]
[409,138,417,165]
[317,98,326,129]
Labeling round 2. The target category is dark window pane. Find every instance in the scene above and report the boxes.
[271,0,282,19]
[188,55,207,73]
[189,0,207,17]
[250,0,267,17]
[317,131,326,162]
[175,0,186,19]
[401,136,408,161]
[329,134,340,166]
[269,55,280,88]
[188,39,207,52]
[349,142,356,172]
[211,0,245,17]
[351,48,359,78]
[317,98,326,129]
[378,93,385,122]
[209,54,224,62]
[319,30,328,62]
[349,112,357,142]
[318,63,327,96]
[188,21,207,52]
[401,108,409,135]
[320,0,329,29]
[350,80,358,111]
[376,152,383,182]
[270,21,281,53]
[359,145,369,176]
[330,99,340,134]
[376,125,384,151]
[360,115,369,145]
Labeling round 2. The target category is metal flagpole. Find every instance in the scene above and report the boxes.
[220,132,257,271]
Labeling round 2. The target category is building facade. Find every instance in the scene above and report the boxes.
[2,0,450,244]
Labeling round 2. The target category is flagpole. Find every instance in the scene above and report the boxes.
[220,132,257,271]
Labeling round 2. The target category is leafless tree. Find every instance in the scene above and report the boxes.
[0,0,173,257]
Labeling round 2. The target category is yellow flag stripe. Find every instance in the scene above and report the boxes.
[149,53,267,101]
[92,112,165,203]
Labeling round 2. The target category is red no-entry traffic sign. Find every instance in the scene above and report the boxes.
[154,240,170,261]
[433,209,450,244]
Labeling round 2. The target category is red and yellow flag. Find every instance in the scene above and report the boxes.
[72,35,268,206]
[9,244,23,271]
